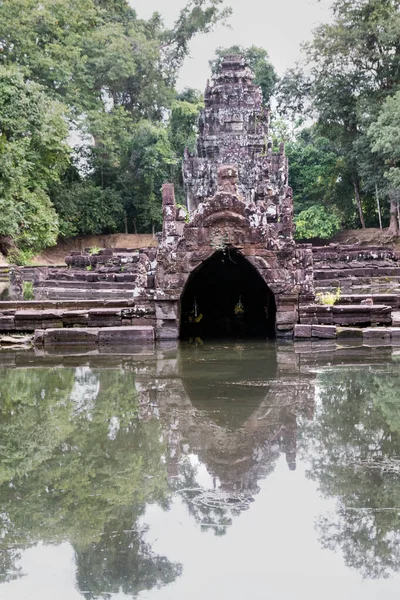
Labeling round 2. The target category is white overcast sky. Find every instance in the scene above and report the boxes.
[131,0,333,91]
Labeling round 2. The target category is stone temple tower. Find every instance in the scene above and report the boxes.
[183,54,289,215]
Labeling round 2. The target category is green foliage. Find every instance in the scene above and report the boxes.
[0,66,69,253]
[210,45,279,104]
[294,205,341,240]
[278,0,400,230]
[52,181,125,238]
[316,288,341,306]
[22,282,34,300]
[169,90,204,157]
[369,91,400,190]
[286,127,348,213]
[304,365,400,578]
[122,121,178,232]
[0,366,180,593]
[88,246,102,255]
[0,0,230,245]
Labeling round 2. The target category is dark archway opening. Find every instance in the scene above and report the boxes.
[180,249,276,339]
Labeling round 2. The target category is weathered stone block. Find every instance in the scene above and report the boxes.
[276,311,297,325]
[162,183,176,206]
[61,310,89,326]
[42,319,63,329]
[34,329,45,346]
[390,327,400,340]
[88,308,122,328]
[276,324,294,332]
[294,324,312,338]
[98,326,154,345]
[155,301,178,321]
[312,325,337,339]
[14,315,43,330]
[392,311,400,326]
[0,316,15,330]
[336,327,363,339]
[363,328,391,341]
[43,328,99,346]
[155,326,179,340]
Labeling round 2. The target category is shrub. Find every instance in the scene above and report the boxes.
[316,288,341,305]
[294,205,341,240]
[23,281,34,300]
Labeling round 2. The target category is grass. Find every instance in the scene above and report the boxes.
[88,246,103,255]
[316,288,341,306]
[23,281,34,300]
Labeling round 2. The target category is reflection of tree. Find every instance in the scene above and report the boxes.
[76,512,181,600]
[172,458,234,536]
[0,367,181,596]
[305,368,400,579]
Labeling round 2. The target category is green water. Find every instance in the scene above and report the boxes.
[1,341,400,599]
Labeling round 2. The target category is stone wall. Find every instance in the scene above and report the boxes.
[155,165,314,339]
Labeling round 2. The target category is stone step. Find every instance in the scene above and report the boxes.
[0,299,138,310]
[0,305,155,331]
[294,324,400,344]
[336,294,400,308]
[299,304,392,326]
[314,268,400,280]
[35,288,137,300]
[34,326,155,347]
[35,280,139,289]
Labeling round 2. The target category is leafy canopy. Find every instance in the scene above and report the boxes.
[0,66,70,254]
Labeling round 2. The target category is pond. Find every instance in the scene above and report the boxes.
[1,341,400,599]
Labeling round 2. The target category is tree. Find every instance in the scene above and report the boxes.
[303,366,400,578]
[210,45,279,105]
[0,66,70,259]
[368,91,400,235]
[121,121,178,233]
[286,128,345,211]
[0,0,231,247]
[0,365,180,594]
[294,205,341,240]
[169,89,203,159]
[278,0,400,232]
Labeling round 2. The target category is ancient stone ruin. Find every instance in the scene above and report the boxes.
[157,164,313,339]
[183,55,288,213]
[3,54,400,345]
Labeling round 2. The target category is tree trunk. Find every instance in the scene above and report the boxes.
[375,184,382,230]
[353,176,365,228]
[388,197,399,236]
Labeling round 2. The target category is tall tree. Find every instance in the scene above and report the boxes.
[368,90,400,235]
[0,0,231,251]
[278,0,400,232]
[0,66,70,258]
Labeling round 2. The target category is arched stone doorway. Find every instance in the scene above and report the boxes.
[180,249,276,339]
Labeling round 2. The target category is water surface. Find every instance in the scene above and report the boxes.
[1,341,400,599]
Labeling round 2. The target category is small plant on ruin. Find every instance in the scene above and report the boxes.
[89,246,102,255]
[86,265,93,271]
[23,281,34,300]
[316,288,341,306]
